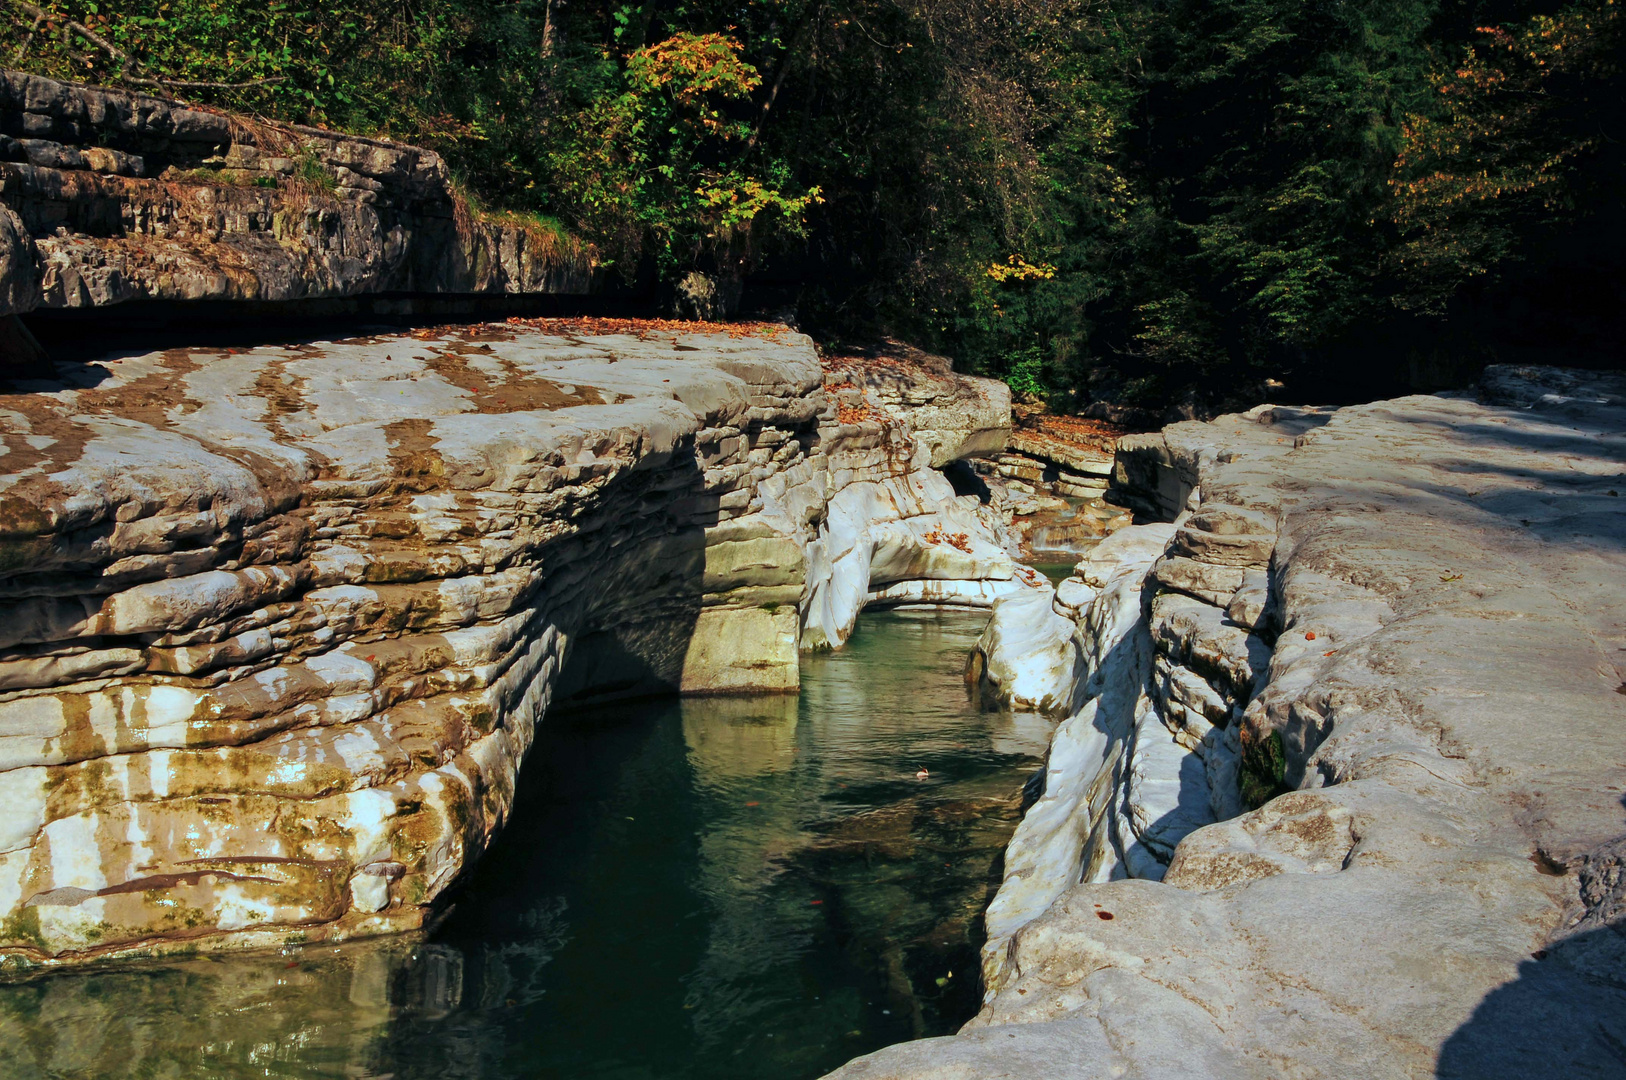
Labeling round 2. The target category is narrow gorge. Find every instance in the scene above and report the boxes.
[0,70,1022,971]
[834,366,1626,1079]
[1,69,1623,1080]
[0,320,1025,967]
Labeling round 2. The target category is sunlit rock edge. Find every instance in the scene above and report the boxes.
[0,325,1022,971]
[826,365,1626,1079]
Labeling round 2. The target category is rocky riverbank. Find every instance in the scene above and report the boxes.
[830,366,1626,1079]
[969,407,1133,566]
[0,320,1022,971]
[4,70,1622,1075]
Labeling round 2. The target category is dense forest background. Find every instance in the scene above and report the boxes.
[3,0,1621,414]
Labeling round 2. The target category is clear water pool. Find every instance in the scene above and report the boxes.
[0,609,1053,1080]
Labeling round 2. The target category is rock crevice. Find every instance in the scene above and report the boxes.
[829,368,1626,1080]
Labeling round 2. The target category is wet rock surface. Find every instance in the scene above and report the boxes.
[0,323,1019,970]
[825,367,1626,1079]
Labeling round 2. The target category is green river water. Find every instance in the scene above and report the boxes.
[0,609,1054,1080]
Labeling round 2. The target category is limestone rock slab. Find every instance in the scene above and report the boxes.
[0,324,1014,970]
[825,367,1626,1080]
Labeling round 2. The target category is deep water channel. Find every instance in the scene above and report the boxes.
[0,608,1054,1080]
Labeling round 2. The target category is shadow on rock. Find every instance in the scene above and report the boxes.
[1436,921,1626,1078]
[1440,828,1626,1079]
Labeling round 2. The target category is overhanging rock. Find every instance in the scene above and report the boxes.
[0,324,1019,971]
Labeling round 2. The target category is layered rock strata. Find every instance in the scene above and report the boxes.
[967,411,1132,563]
[993,434,1114,500]
[821,348,1011,468]
[829,367,1626,1078]
[0,324,1020,971]
[0,70,593,320]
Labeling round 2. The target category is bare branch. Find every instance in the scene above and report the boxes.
[15,9,43,65]
[10,0,130,64]
[745,0,823,153]
[128,75,288,90]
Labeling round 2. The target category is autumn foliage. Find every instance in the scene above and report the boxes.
[1,0,1620,407]
[1389,0,1625,311]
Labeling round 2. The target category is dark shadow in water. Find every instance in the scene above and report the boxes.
[0,609,1050,1080]
[400,610,1048,1080]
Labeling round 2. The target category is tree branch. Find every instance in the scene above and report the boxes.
[10,0,131,68]
[745,0,823,153]
[15,8,42,64]
[6,0,287,92]
[128,75,287,90]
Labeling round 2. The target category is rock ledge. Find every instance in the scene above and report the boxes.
[0,324,1021,972]
[827,366,1626,1079]
[0,71,594,318]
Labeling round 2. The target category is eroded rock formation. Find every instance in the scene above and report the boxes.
[0,70,593,318]
[970,410,1132,563]
[829,367,1626,1079]
[0,323,1021,971]
[966,587,1083,716]
[822,347,1012,468]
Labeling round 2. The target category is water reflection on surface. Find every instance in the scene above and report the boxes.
[0,609,1052,1080]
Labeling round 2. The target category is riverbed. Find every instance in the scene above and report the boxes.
[0,608,1053,1080]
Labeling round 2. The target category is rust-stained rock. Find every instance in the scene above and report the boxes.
[0,324,1016,972]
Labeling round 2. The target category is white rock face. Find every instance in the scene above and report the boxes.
[799,467,1015,650]
[978,522,1173,965]
[824,350,1012,467]
[0,324,1014,971]
[967,585,1083,715]
[825,367,1626,1080]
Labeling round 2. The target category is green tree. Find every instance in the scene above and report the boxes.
[1390,0,1625,311]
[545,30,820,276]
[2,0,1619,407]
